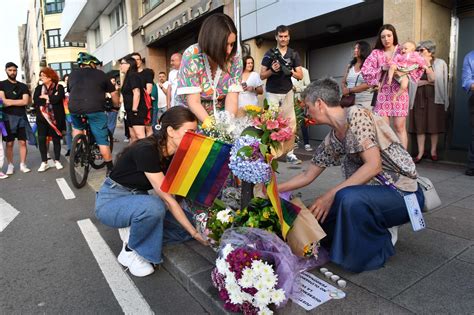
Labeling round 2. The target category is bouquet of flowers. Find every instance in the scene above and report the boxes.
[243,103,293,153]
[229,135,272,184]
[201,110,251,143]
[212,232,287,314]
[233,198,281,237]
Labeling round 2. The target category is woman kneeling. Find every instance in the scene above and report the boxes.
[95,106,208,277]
[279,78,424,273]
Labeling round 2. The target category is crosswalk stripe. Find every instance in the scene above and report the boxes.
[77,219,154,315]
[0,198,20,233]
[56,178,76,200]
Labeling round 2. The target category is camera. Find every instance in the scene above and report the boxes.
[269,48,293,76]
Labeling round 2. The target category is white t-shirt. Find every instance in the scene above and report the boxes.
[168,69,179,107]
[156,81,170,109]
[238,71,263,107]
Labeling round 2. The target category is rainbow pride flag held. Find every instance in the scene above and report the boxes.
[267,172,301,239]
[161,131,232,206]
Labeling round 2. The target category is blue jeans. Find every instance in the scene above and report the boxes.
[95,178,192,264]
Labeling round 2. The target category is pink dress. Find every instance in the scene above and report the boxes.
[391,52,426,72]
[362,46,424,117]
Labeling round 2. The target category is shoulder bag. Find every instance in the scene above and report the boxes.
[340,71,359,108]
[417,176,442,212]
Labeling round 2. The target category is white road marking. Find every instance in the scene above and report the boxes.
[0,198,20,232]
[56,178,76,200]
[77,219,154,315]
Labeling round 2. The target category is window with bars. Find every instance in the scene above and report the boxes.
[49,62,77,79]
[46,29,85,48]
[110,1,126,34]
[44,0,64,14]
[142,0,162,15]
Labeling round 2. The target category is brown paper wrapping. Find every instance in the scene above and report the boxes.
[286,198,327,257]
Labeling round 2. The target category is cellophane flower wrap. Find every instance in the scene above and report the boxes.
[212,228,328,314]
[200,110,252,143]
[229,135,272,184]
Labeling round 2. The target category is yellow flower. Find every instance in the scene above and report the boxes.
[244,105,262,113]
[262,211,270,219]
[201,116,215,129]
[229,216,234,223]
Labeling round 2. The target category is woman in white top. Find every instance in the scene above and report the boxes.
[341,41,373,108]
[238,56,263,109]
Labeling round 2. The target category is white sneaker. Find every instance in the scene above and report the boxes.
[123,138,130,143]
[0,172,8,179]
[286,154,302,165]
[6,164,14,175]
[20,163,31,173]
[54,160,64,170]
[304,144,313,152]
[118,245,154,277]
[47,159,55,168]
[37,162,50,172]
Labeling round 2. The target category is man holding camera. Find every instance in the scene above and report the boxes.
[260,25,303,164]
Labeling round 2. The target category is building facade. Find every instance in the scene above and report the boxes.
[61,0,134,77]
[19,0,86,90]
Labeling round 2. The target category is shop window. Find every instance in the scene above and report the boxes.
[110,1,126,34]
[46,29,86,48]
[44,0,64,14]
[49,62,77,79]
[142,0,162,14]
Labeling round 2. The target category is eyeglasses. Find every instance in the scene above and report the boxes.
[416,48,427,52]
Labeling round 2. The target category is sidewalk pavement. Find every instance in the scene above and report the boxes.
[87,127,474,314]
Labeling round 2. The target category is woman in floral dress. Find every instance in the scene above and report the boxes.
[362,24,424,149]
[175,13,243,124]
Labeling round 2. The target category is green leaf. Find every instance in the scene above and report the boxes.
[262,131,270,144]
[271,159,279,172]
[237,146,253,158]
[259,143,268,156]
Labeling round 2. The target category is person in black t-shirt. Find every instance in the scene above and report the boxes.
[95,106,208,277]
[260,25,303,165]
[131,52,154,136]
[120,56,148,142]
[68,52,119,174]
[0,62,32,175]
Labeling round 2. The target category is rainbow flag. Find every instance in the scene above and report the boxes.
[267,172,301,239]
[161,131,232,206]
[63,96,72,123]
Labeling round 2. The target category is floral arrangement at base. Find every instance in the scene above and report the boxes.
[212,243,286,314]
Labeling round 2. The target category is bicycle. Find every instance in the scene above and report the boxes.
[69,115,113,188]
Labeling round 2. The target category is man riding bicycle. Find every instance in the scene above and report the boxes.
[68,52,119,175]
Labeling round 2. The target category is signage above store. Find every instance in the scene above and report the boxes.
[147,0,223,45]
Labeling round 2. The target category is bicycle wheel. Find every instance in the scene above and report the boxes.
[69,134,90,188]
[90,132,114,170]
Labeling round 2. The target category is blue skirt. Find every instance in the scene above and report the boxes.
[321,184,424,273]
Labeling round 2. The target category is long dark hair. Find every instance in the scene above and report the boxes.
[350,41,372,67]
[198,13,238,71]
[374,24,399,50]
[116,107,198,170]
[122,55,138,87]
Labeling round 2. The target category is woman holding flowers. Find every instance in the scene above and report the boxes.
[175,13,243,125]
[279,78,424,273]
[95,106,208,277]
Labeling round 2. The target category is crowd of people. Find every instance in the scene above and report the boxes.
[1,13,474,277]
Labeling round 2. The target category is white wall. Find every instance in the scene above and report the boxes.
[90,26,131,66]
[240,0,363,40]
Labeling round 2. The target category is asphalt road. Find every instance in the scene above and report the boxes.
[0,146,208,314]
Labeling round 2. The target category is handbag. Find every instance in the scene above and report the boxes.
[417,176,441,212]
[340,72,359,108]
[370,89,378,107]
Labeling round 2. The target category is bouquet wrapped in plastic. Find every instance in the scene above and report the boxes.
[212,228,328,314]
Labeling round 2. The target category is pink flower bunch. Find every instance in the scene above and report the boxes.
[269,127,292,142]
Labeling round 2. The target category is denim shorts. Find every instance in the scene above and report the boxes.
[71,112,109,145]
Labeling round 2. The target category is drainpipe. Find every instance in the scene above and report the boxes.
[234,0,241,51]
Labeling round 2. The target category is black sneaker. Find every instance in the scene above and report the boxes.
[465,168,474,176]
[65,150,70,157]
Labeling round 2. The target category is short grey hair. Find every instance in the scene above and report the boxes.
[417,40,436,55]
[301,77,341,107]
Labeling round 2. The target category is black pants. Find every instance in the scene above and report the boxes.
[37,121,62,162]
[469,95,474,169]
